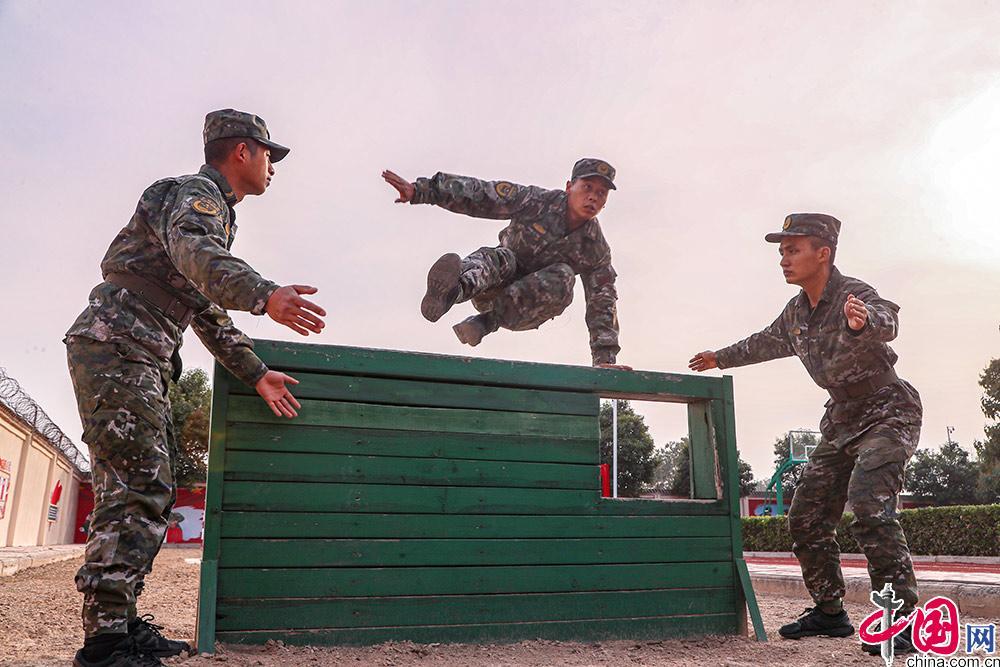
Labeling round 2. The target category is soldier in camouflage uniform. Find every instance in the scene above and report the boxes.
[65,109,327,667]
[382,159,628,368]
[689,214,921,655]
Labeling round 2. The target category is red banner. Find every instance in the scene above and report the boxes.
[75,483,206,544]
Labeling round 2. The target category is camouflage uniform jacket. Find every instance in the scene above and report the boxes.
[715,267,920,452]
[65,165,278,387]
[412,172,620,364]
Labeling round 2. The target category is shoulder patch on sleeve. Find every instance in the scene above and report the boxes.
[495,182,515,198]
[191,198,222,216]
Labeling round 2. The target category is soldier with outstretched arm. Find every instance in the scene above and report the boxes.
[382,159,630,370]
[689,214,922,656]
[64,109,326,667]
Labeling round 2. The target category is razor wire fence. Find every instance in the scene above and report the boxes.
[0,367,90,474]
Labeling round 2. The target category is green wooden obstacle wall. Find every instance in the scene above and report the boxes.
[196,341,764,651]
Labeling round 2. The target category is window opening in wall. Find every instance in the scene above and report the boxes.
[600,398,703,500]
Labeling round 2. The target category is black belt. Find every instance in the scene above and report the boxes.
[827,369,899,402]
[105,272,195,329]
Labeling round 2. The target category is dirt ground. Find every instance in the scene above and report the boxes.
[1,547,993,666]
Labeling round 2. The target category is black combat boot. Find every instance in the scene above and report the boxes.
[73,636,163,666]
[453,313,499,347]
[861,616,917,655]
[421,253,463,322]
[778,606,855,639]
[129,614,192,657]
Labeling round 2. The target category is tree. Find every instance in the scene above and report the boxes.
[904,441,980,506]
[973,441,1000,504]
[648,438,687,493]
[599,400,656,497]
[648,437,754,497]
[975,360,1000,503]
[666,438,691,496]
[168,368,212,488]
[737,456,756,497]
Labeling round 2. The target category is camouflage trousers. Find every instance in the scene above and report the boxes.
[789,421,921,612]
[459,246,576,331]
[65,336,176,638]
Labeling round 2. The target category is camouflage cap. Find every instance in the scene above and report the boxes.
[571,158,617,190]
[203,109,290,162]
[765,213,841,245]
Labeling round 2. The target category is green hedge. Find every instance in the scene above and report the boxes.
[742,504,1000,556]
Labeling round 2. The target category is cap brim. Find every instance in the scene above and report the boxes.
[575,172,617,190]
[258,138,290,162]
[764,231,810,243]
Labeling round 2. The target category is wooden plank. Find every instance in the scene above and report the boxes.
[216,613,740,646]
[219,512,733,539]
[222,481,598,514]
[217,562,735,599]
[227,396,597,439]
[226,423,597,464]
[215,587,738,631]
[228,372,599,416]
[718,377,766,640]
[196,363,231,654]
[252,340,724,402]
[218,537,733,568]
[594,497,728,516]
[737,558,767,642]
[224,451,597,490]
[687,402,718,500]
[223,481,730,516]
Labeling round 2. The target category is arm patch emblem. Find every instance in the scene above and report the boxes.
[192,198,222,216]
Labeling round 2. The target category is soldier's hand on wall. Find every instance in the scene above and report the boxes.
[844,294,868,331]
[382,170,415,203]
[255,370,302,418]
[688,351,718,372]
[266,285,327,336]
[596,363,633,371]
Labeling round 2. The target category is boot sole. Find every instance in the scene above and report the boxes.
[453,321,484,346]
[421,253,462,322]
[780,626,855,640]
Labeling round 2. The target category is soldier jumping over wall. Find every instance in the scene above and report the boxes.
[382,160,629,369]
[688,214,922,656]
[64,109,327,667]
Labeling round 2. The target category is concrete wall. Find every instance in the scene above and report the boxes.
[0,406,83,547]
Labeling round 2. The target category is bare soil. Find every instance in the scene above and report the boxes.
[1,547,991,666]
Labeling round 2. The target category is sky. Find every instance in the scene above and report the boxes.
[2,1,1000,482]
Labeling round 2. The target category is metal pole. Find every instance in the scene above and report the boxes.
[775,477,783,517]
[612,400,619,498]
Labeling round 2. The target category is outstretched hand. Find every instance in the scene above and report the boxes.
[688,351,718,372]
[266,285,327,336]
[255,370,301,418]
[844,294,868,331]
[382,169,415,203]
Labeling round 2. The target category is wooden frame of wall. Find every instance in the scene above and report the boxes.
[196,341,765,651]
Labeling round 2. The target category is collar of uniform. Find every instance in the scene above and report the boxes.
[198,164,238,208]
[796,265,844,310]
[556,191,601,238]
